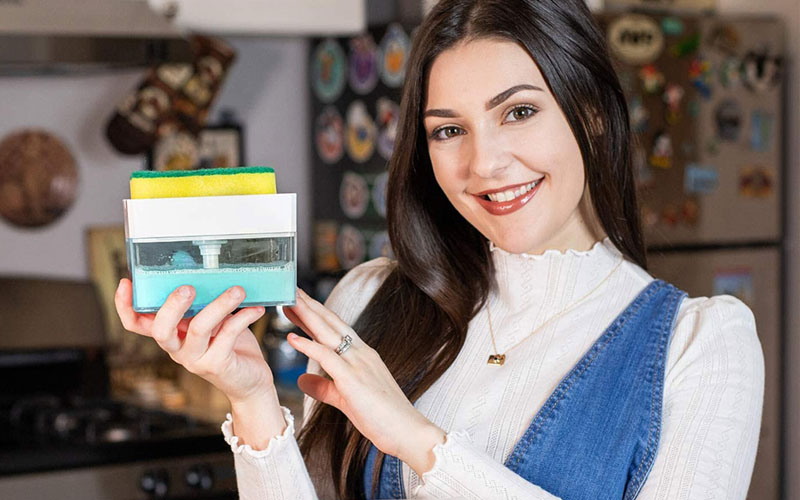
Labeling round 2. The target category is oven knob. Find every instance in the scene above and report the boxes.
[185,464,214,490]
[140,468,170,497]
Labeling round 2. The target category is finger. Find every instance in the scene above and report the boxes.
[297,373,343,409]
[280,304,314,338]
[151,284,197,353]
[201,306,266,364]
[180,286,247,362]
[286,292,350,348]
[287,333,350,379]
[296,288,362,342]
[114,278,156,335]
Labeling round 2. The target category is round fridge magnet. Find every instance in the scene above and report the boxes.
[379,23,410,88]
[346,100,377,163]
[339,171,369,219]
[714,99,742,142]
[348,34,379,95]
[337,224,366,270]
[315,106,345,164]
[607,14,665,66]
[372,170,389,218]
[311,39,347,103]
[369,231,395,260]
[376,98,400,161]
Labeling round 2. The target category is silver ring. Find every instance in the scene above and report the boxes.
[334,334,353,356]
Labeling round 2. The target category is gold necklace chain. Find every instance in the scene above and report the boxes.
[486,256,624,365]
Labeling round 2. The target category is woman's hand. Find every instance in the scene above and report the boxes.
[113,279,272,405]
[283,288,446,477]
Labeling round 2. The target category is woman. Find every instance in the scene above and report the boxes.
[115,0,764,498]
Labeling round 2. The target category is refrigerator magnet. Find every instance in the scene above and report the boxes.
[607,14,664,66]
[315,106,345,164]
[649,131,673,169]
[741,50,782,94]
[314,220,340,272]
[713,268,754,306]
[689,57,713,99]
[311,39,347,103]
[662,83,685,125]
[718,57,742,88]
[376,98,400,161]
[379,24,410,88]
[639,64,665,94]
[750,110,775,152]
[371,171,389,218]
[336,224,366,270]
[714,99,742,142]
[368,231,395,260]
[669,33,700,58]
[348,34,379,95]
[661,17,684,36]
[339,171,369,219]
[346,100,377,163]
[739,165,774,198]
[684,164,719,195]
[641,205,659,229]
[661,205,679,227]
[681,198,700,226]
[708,24,740,55]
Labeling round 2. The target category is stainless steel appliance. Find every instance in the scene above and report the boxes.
[0,277,236,499]
[596,11,785,500]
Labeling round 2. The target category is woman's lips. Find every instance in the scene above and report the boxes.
[472,179,542,216]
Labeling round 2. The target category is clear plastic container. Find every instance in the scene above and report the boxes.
[124,193,296,315]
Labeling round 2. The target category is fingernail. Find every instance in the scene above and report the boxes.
[229,287,244,300]
[178,286,192,298]
[287,332,297,340]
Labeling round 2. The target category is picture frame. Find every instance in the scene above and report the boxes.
[146,123,246,171]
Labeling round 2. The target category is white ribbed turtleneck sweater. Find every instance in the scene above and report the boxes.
[222,238,763,499]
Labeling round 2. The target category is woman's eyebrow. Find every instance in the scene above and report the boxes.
[423,84,544,119]
[486,84,543,110]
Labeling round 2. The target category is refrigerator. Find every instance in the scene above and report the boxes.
[307,23,412,299]
[596,11,784,500]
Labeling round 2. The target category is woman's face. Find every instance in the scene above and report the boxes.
[423,38,599,255]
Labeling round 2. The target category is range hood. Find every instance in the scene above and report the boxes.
[0,0,366,74]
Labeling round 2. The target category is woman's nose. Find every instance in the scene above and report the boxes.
[468,131,511,179]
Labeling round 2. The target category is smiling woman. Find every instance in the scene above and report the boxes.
[115,1,764,499]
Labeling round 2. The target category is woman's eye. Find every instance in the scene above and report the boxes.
[504,105,537,123]
[431,126,463,141]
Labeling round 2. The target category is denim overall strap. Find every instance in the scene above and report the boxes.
[502,279,686,500]
[364,444,405,499]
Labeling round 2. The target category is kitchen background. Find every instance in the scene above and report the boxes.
[0,0,798,498]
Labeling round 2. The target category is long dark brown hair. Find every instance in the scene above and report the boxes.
[297,1,647,497]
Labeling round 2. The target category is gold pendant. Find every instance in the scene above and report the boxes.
[488,354,506,365]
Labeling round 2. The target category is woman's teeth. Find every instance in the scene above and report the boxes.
[485,179,541,202]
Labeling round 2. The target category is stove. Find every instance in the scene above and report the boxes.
[0,277,239,499]
[0,351,237,499]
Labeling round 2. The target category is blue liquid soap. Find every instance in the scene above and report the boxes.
[132,262,296,315]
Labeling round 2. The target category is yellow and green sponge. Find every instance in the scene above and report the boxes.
[130,166,277,199]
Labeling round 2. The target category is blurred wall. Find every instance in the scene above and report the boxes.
[0,37,311,279]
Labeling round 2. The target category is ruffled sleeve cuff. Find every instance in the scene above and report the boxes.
[220,406,319,499]
[221,405,295,458]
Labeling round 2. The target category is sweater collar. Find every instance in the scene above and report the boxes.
[488,237,624,321]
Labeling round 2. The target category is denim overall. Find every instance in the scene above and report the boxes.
[364,279,687,500]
